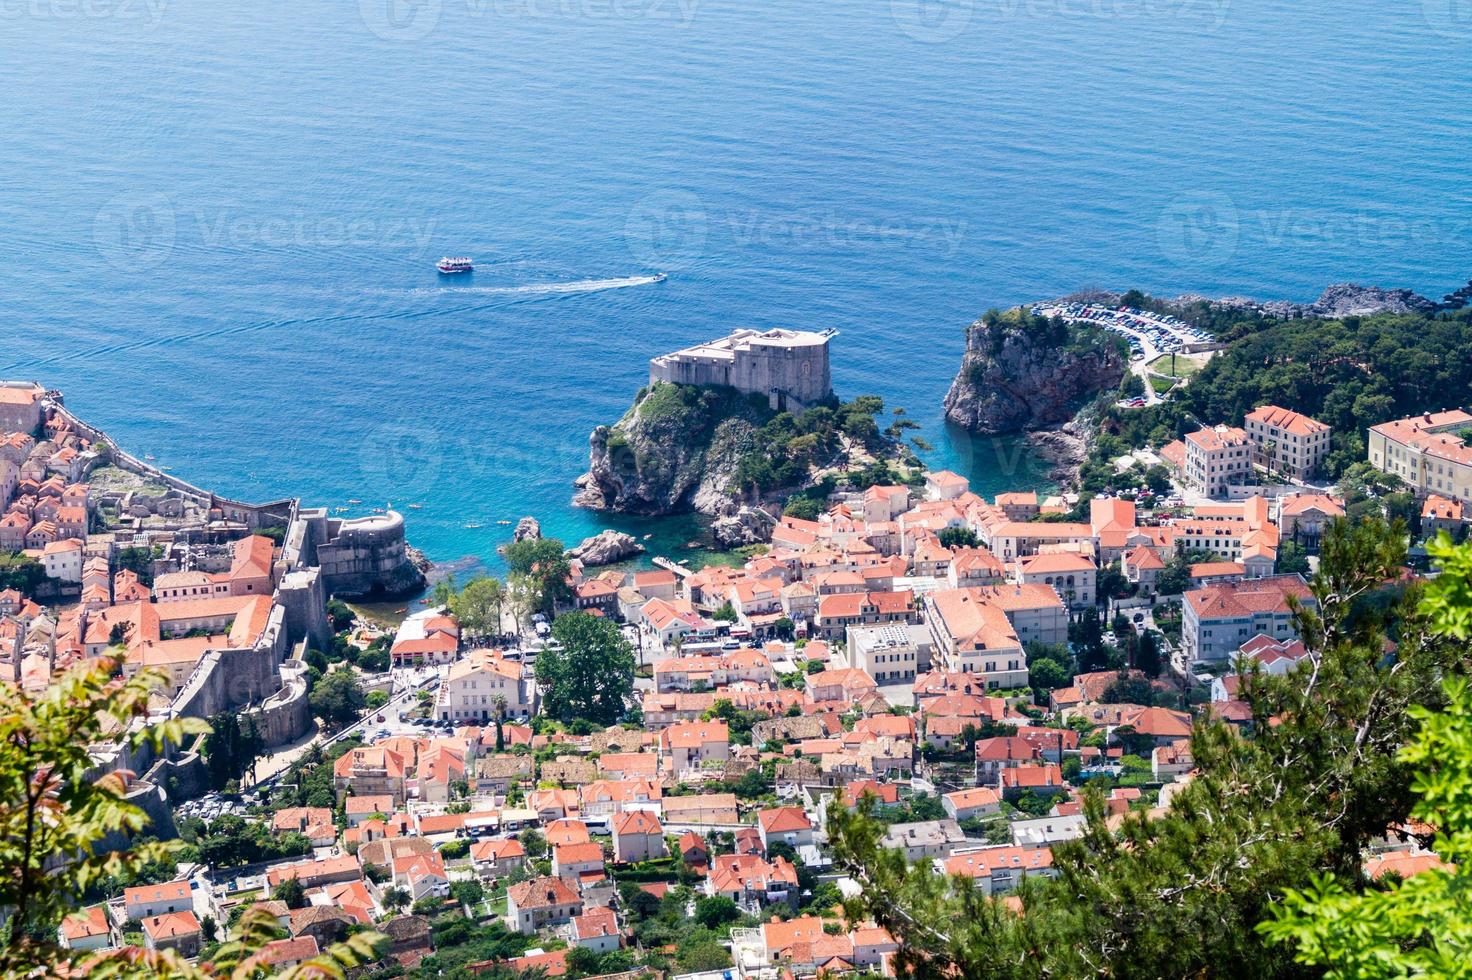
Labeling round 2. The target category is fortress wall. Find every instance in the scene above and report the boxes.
[312,510,422,597]
[46,396,294,528]
[647,331,833,411]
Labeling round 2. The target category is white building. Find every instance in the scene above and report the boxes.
[1184,425,1253,497]
[847,623,932,684]
[435,649,534,722]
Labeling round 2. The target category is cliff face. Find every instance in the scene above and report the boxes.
[943,312,1126,435]
[573,384,773,516]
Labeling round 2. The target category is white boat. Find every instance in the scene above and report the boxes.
[437,256,473,274]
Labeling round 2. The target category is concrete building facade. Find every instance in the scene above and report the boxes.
[1184,425,1253,497]
[648,328,834,411]
[1243,405,1331,479]
[1367,410,1472,501]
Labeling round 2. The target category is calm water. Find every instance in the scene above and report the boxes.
[2,0,1470,570]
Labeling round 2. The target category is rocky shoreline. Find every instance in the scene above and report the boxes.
[943,308,1125,437]
[1064,282,1440,321]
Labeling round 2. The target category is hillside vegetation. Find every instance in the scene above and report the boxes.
[1093,305,1472,484]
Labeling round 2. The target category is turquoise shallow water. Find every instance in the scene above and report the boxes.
[2,0,1470,571]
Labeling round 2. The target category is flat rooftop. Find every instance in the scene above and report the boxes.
[654,328,832,363]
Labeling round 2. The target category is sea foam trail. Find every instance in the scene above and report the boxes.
[400,273,666,296]
[5,274,667,371]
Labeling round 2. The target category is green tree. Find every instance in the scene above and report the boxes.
[0,657,384,977]
[1135,630,1163,677]
[693,895,742,930]
[309,667,366,729]
[0,551,46,595]
[1261,535,1472,976]
[783,495,822,521]
[450,879,484,907]
[202,711,264,791]
[325,598,356,632]
[272,877,307,909]
[536,613,635,725]
[451,576,505,638]
[501,538,572,616]
[0,656,208,970]
[1276,542,1311,576]
[938,527,979,550]
[1028,657,1071,694]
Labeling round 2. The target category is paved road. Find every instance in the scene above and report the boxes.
[253,667,441,790]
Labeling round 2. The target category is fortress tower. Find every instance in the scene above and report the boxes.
[648,328,834,412]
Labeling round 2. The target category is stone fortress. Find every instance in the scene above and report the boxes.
[648,327,836,412]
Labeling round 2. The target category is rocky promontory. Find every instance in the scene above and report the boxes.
[575,382,914,520]
[574,384,779,516]
[943,307,1126,435]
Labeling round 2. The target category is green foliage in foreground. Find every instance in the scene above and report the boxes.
[830,517,1472,979]
[0,656,384,977]
[1260,534,1472,978]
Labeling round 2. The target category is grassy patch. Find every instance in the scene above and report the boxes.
[1149,376,1177,395]
[1147,353,1207,379]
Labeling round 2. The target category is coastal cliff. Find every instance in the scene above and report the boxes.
[575,382,913,519]
[574,384,783,516]
[943,308,1126,435]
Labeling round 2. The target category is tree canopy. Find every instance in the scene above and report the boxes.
[309,666,367,728]
[536,611,636,725]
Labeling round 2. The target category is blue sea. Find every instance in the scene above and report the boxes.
[3,0,1471,572]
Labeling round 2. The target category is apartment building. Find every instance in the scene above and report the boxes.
[1181,574,1316,664]
[1367,409,1472,500]
[1184,425,1253,497]
[1243,405,1331,479]
[1012,552,1095,610]
[847,623,933,684]
[924,588,1041,689]
[435,649,533,723]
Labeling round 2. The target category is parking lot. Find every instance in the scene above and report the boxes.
[1033,302,1216,407]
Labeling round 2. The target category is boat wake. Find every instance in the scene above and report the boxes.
[401,273,666,297]
[4,274,668,371]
